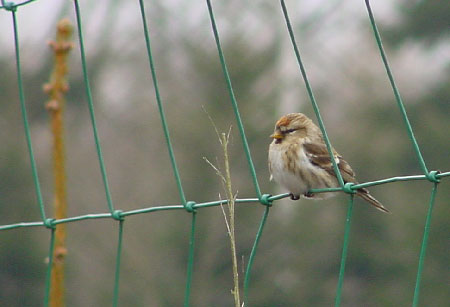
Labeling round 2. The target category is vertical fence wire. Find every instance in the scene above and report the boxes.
[44,227,56,307]
[137,0,187,206]
[137,1,197,304]
[205,2,275,305]
[205,0,263,199]
[280,0,345,188]
[364,1,441,305]
[10,5,47,222]
[72,0,116,214]
[412,182,439,307]
[184,213,197,307]
[243,206,270,305]
[364,0,429,176]
[335,195,355,307]
[280,1,358,303]
[112,219,124,307]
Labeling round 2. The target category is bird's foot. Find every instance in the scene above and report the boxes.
[303,191,315,198]
[290,193,300,200]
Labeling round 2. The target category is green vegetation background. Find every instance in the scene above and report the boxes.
[0,0,448,306]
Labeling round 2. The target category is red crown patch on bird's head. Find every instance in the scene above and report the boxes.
[275,115,292,128]
[275,113,309,128]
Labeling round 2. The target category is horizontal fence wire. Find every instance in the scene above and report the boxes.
[1,170,448,231]
[0,0,448,306]
[0,0,37,9]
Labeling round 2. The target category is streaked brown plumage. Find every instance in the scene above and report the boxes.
[268,113,389,213]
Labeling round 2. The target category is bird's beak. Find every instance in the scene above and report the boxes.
[270,132,284,139]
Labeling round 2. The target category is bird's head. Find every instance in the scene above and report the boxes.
[270,113,317,144]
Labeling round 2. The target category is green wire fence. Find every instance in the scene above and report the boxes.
[0,0,448,306]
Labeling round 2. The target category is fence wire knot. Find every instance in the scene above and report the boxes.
[184,201,197,213]
[426,170,440,184]
[112,210,124,221]
[2,2,16,11]
[343,182,356,194]
[259,194,273,207]
[44,218,55,229]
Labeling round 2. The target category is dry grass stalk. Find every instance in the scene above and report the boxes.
[203,109,241,306]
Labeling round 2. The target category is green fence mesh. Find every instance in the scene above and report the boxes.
[0,0,448,306]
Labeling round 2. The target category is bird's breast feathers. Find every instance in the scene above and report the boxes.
[269,143,338,197]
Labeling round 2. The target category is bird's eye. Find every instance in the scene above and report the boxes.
[285,128,297,134]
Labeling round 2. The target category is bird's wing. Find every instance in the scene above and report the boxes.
[303,142,356,183]
[303,140,389,213]
[268,159,273,181]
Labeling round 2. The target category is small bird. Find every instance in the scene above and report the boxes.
[268,113,388,213]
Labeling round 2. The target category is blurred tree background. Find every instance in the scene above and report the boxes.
[0,0,448,306]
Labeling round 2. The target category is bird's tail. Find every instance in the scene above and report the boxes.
[356,188,389,213]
